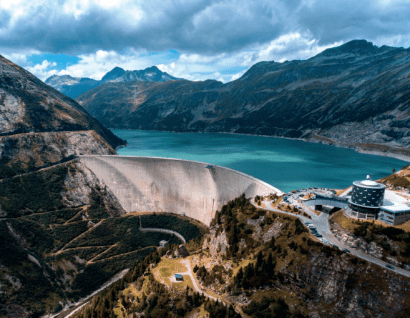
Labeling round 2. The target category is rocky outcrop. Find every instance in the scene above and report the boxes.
[203,228,228,257]
[330,223,404,264]
[290,252,410,318]
[261,220,283,243]
[77,40,410,158]
[0,56,129,318]
[61,161,124,214]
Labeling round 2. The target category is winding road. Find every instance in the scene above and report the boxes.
[251,198,410,278]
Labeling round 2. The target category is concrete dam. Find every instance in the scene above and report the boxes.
[80,156,283,226]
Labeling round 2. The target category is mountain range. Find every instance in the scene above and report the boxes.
[45,66,177,99]
[2,44,410,317]
[72,40,410,160]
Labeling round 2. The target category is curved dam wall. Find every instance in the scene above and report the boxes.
[80,156,283,226]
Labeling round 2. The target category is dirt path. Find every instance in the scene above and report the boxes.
[90,246,156,264]
[0,158,77,183]
[86,244,117,265]
[179,259,217,301]
[64,206,89,224]
[52,220,104,255]
[0,206,86,222]
[56,269,130,318]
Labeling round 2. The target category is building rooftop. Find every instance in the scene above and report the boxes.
[381,205,410,214]
[380,190,410,213]
[353,180,385,189]
[175,274,183,279]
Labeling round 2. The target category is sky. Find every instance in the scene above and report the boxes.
[1,0,410,83]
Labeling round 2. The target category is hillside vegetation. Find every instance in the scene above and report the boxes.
[74,195,410,318]
[0,162,202,317]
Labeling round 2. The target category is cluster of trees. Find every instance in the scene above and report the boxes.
[194,264,227,286]
[211,194,265,259]
[0,156,38,179]
[75,247,240,318]
[0,164,69,217]
[230,251,276,290]
[204,301,240,318]
[243,296,306,318]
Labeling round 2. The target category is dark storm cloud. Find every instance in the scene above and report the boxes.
[0,0,295,54]
[0,0,409,55]
[297,0,410,46]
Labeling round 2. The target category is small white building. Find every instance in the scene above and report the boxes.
[159,240,168,248]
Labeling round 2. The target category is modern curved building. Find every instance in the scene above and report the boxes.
[348,175,385,219]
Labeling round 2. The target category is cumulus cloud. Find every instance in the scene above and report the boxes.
[1,0,409,56]
[25,60,58,80]
[156,32,341,82]
[2,0,410,83]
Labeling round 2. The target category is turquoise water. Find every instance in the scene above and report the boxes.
[113,129,408,193]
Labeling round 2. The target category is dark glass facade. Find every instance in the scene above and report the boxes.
[349,180,385,213]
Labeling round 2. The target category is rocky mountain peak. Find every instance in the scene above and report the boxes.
[101,66,126,82]
[317,39,378,57]
[45,65,178,98]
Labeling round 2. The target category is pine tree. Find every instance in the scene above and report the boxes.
[235,267,243,287]
[256,251,263,270]
[267,252,275,277]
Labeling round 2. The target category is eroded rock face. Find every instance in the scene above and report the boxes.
[290,252,410,318]
[203,229,228,257]
[0,91,24,134]
[262,221,283,243]
[61,161,124,215]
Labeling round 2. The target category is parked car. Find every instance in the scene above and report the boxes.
[315,233,323,238]
[342,248,350,253]
[385,264,394,270]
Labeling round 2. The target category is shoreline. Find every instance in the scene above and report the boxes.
[110,128,410,164]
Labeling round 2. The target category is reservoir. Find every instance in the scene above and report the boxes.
[113,129,407,193]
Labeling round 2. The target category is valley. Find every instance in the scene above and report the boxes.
[64,40,410,160]
[1,32,410,318]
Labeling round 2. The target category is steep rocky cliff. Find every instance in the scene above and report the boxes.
[45,66,177,99]
[77,40,410,159]
[0,55,125,178]
[0,55,129,317]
